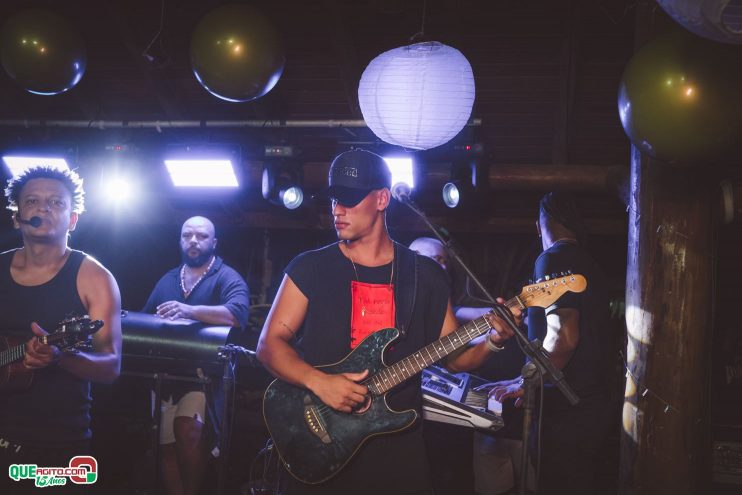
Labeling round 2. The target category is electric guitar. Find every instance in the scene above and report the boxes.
[0,316,104,390]
[263,273,587,484]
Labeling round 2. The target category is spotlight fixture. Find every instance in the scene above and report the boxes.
[280,185,304,210]
[442,161,477,208]
[262,164,304,210]
[442,182,461,208]
[105,177,132,202]
[2,155,70,177]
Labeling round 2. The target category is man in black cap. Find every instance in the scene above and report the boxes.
[489,192,616,495]
[257,149,519,495]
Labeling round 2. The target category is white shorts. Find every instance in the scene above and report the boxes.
[157,391,206,445]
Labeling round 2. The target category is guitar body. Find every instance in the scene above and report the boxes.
[263,327,418,484]
[0,335,33,390]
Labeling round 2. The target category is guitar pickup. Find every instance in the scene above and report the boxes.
[303,395,332,444]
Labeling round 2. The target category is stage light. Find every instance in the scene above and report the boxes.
[442,161,477,208]
[262,165,304,209]
[383,157,414,189]
[442,182,461,208]
[280,186,304,210]
[2,156,69,177]
[105,177,132,202]
[164,159,238,187]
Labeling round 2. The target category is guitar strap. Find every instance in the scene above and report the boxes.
[392,241,418,341]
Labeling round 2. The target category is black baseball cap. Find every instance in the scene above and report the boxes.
[316,149,392,207]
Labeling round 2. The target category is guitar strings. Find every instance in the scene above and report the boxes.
[307,280,577,415]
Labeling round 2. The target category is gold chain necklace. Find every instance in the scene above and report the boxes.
[180,255,215,297]
[346,246,394,317]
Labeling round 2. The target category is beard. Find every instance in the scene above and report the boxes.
[181,246,216,267]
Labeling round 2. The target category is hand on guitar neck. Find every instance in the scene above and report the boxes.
[1,316,104,390]
[24,322,62,369]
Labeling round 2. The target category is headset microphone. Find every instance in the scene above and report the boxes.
[17,216,42,228]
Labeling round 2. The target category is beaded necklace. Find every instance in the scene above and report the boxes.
[180,255,215,298]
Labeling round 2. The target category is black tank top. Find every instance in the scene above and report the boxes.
[0,249,91,446]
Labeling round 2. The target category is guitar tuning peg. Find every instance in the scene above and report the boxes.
[528,278,534,285]
[544,275,550,281]
[567,269,572,275]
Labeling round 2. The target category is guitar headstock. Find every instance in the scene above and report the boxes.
[42,316,104,351]
[518,273,587,309]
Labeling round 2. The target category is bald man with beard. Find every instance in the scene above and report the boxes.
[143,216,249,495]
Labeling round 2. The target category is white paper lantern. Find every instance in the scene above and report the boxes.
[657,0,742,44]
[358,41,475,150]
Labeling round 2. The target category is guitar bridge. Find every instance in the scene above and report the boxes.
[303,395,332,444]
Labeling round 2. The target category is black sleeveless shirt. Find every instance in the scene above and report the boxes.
[0,249,91,446]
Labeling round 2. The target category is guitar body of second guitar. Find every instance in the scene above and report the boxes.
[263,327,416,484]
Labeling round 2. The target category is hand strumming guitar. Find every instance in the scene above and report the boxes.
[306,369,369,414]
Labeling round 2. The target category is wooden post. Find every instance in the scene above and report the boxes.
[620,145,714,493]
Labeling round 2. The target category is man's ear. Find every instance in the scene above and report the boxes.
[12,212,21,230]
[68,212,79,232]
[377,188,391,211]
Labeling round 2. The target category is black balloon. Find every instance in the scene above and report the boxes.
[190,4,285,102]
[0,9,87,95]
[618,30,742,164]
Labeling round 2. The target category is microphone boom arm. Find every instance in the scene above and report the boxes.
[396,196,579,406]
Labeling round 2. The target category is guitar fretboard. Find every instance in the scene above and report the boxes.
[0,343,26,368]
[366,298,523,396]
[0,333,68,368]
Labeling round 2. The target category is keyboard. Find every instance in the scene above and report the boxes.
[421,365,504,432]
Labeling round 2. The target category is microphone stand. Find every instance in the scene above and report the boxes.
[396,195,580,494]
[214,344,255,495]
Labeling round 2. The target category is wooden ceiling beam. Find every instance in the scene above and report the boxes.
[142,208,626,235]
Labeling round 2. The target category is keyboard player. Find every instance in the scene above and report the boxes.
[410,238,522,495]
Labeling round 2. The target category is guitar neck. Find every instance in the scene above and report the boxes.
[0,334,56,368]
[366,297,522,396]
[0,342,27,368]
